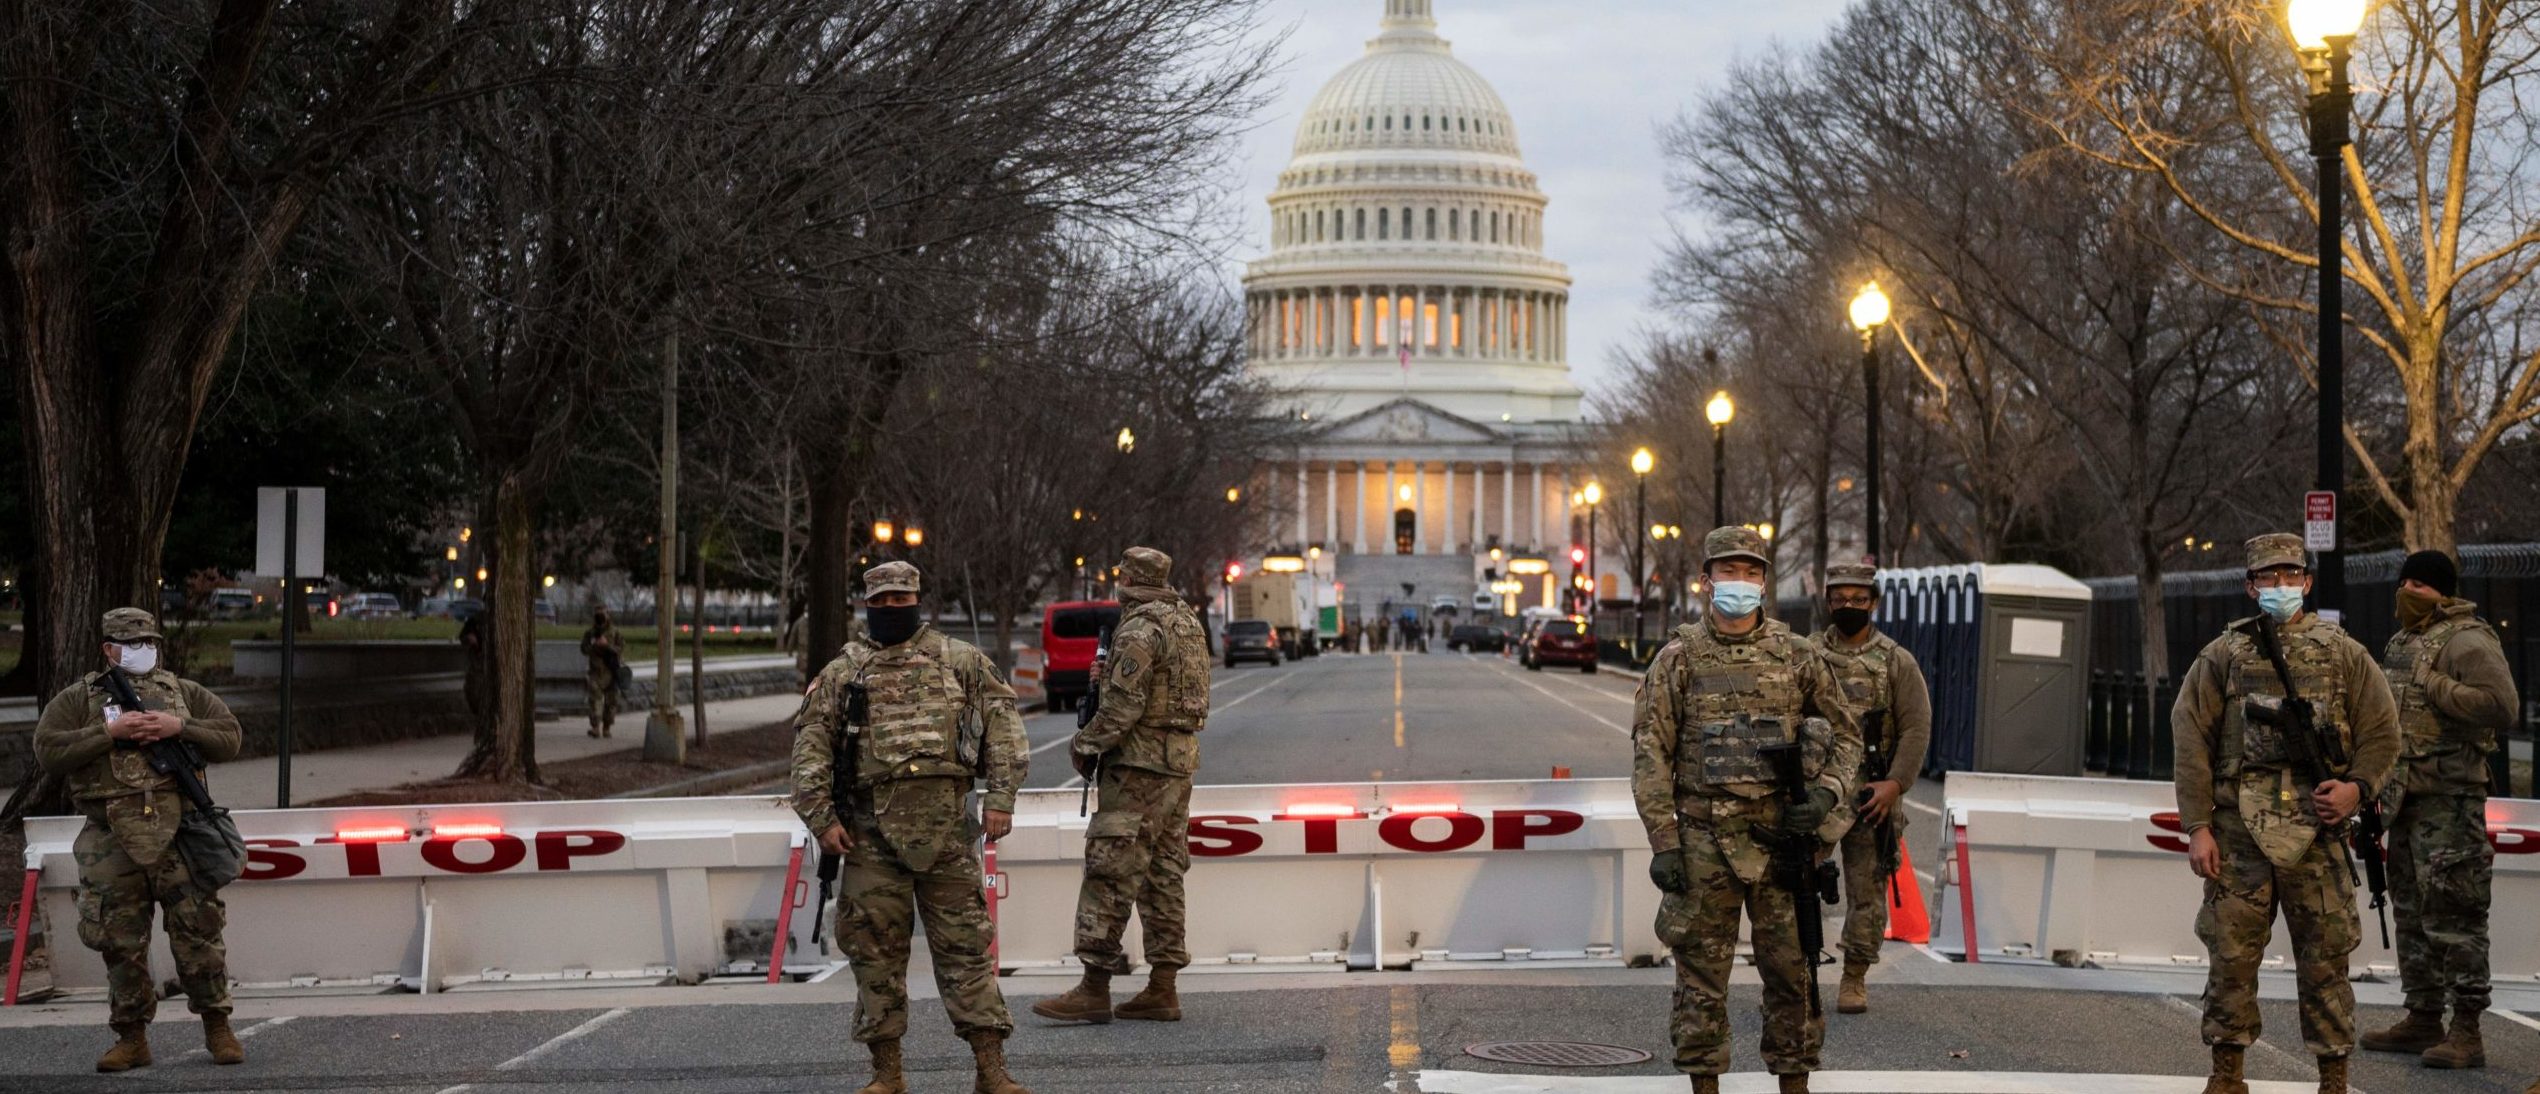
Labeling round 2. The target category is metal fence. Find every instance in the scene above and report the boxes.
[2084,543,2540,797]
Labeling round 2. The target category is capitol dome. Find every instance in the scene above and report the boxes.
[1243,0,1579,426]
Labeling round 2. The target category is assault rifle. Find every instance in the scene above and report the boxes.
[99,670,217,814]
[1856,710,1902,878]
[813,678,871,950]
[2248,616,2391,947]
[1759,740,1841,1017]
[1078,624,1112,817]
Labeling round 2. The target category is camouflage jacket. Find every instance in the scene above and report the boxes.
[580,621,620,669]
[33,668,242,864]
[1631,616,1863,855]
[788,625,1028,834]
[2384,597,2519,796]
[1810,627,1935,793]
[1074,585,1209,777]
[2171,613,2399,834]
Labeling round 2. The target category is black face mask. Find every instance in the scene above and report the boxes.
[1830,607,1874,637]
[866,604,922,646]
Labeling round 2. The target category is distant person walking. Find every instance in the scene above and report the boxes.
[581,606,624,738]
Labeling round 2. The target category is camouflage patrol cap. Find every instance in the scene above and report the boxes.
[102,607,162,642]
[1824,562,1879,591]
[862,560,922,599]
[1119,546,1172,588]
[2244,532,2309,574]
[1702,525,1770,568]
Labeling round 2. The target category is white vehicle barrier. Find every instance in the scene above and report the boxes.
[1936,772,2540,979]
[11,778,1659,998]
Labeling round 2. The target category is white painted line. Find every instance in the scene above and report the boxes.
[1416,1070,2343,1093]
[2494,1009,2540,1034]
[435,1007,630,1094]
[1480,660,1630,734]
[170,1014,297,1061]
[1903,797,1943,819]
[1914,942,1951,964]
[1214,669,1304,713]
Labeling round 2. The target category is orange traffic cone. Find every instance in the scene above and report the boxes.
[1884,841,1932,944]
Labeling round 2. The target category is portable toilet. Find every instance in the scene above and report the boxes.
[1877,562,2093,777]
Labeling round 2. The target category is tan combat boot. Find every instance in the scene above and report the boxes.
[967,1030,1030,1094]
[1028,968,1113,1024]
[854,1039,905,1094]
[1777,1074,1810,1093]
[2204,1044,2248,1094]
[95,1024,152,1073]
[1837,962,1869,1014]
[2423,1009,2485,1069]
[2360,1007,2445,1053]
[2315,1054,2347,1093]
[1689,1077,1720,1094]
[1115,966,1182,1021]
[204,1014,245,1065]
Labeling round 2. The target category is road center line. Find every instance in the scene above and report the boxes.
[435,1006,630,1094]
[1393,653,1406,749]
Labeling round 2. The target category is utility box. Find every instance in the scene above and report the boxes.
[1878,563,2093,777]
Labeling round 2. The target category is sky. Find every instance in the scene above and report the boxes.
[1221,0,1854,399]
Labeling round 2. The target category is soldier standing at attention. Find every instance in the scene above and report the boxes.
[580,605,623,738]
[2172,533,2399,1094]
[2359,550,2519,1070]
[1812,563,1931,1015]
[1034,546,1211,1025]
[790,561,1032,1094]
[1634,526,1863,1094]
[33,609,245,1071]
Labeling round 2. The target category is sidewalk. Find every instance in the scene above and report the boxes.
[211,690,809,809]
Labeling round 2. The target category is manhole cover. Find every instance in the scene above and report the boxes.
[1464,1041,1653,1068]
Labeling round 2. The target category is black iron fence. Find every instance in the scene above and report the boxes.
[2085,543,2540,797]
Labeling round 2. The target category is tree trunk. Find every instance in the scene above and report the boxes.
[2133,530,2170,702]
[690,532,707,748]
[466,474,541,785]
[806,463,859,671]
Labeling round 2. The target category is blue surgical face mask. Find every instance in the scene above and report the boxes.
[1709,581,1764,619]
[2256,586,2305,623]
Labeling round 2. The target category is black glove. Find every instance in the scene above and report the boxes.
[1071,750,1098,779]
[1779,787,1838,838]
[1648,847,1691,894]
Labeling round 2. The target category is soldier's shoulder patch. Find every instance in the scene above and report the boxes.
[1114,655,1147,679]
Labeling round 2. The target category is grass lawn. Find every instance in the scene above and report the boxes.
[152,618,777,674]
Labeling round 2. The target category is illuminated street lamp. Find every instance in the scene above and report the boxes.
[1851,282,1892,565]
[903,527,924,549]
[1705,391,1735,526]
[872,520,895,544]
[1629,447,1654,648]
[1580,481,1603,620]
[2289,0,2368,617]
[1115,427,1136,454]
[1226,486,1241,504]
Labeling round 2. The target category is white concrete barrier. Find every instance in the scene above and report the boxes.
[12,777,1660,997]
[1935,772,2540,980]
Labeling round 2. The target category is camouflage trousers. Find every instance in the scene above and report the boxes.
[1838,809,1908,966]
[837,781,1010,1043]
[1656,827,1824,1076]
[2388,791,2492,1014]
[585,666,619,729]
[1070,764,1191,975]
[2195,809,2360,1058]
[72,824,230,1028]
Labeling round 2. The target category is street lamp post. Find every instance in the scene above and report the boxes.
[2291,0,2363,617]
[1630,448,1653,648]
[1705,391,1734,527]
[1849,282,1892,565]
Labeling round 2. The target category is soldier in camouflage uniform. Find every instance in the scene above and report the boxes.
[579,606,623,737]
[2360,550,2519,1070]
[32,609,246,1072]
[1634,527,1864,1094]
[1812,563,1931,1015]
[2171,533,2399,1094]
[789,561,1032,1094]
[1034,546,1210,1026]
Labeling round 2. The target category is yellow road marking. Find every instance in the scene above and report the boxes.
[1387,983,1420,1071]
[1393,653,1406,749]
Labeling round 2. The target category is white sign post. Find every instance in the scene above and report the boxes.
[255,487,325,808]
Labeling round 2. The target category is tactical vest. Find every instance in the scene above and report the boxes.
[2213,618,2352,781]
[2385,614,2499,757]
[71,670,202,805]
[1130,599,1212,732]
[1671,623,1811,797]
[838,629,967,776]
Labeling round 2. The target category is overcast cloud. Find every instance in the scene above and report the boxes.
[1221,0,1850,399]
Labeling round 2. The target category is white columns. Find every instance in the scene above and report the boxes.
[1472,463,1485,546]
[1532,464,1546,547]
[1384,462,1398,552]
[1326,464,1339,551]
[1294,463,1308,544]
[1356,463,1369,552]
[1443,461,1456,554]
[1501,460,1515,547]
[1413,462,1428,554]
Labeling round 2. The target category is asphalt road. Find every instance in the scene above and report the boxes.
[1018,647,1641,789]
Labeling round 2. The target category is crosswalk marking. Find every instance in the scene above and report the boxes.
[1413,1070,2353,1093]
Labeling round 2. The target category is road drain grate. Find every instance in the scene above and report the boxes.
[1464,1041,1653,1068]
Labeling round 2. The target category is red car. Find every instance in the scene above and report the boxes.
[1525,616,1598,673]
[1041,600,1121,711]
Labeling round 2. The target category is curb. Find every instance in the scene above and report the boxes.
[608,758,792,799]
